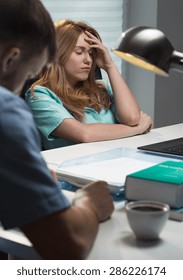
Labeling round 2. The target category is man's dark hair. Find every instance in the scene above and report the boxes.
[0,0,56,63]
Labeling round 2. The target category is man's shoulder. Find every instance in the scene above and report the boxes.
[0,86,29,110]
[0,86,37,136]
[0,86,15,103]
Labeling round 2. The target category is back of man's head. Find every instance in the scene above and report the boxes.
[0,0,56,63]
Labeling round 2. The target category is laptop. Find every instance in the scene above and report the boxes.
[138,137,183,157]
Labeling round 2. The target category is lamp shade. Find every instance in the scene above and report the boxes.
[112,26,183,76]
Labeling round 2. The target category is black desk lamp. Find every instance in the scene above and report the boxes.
[112,26,183,77]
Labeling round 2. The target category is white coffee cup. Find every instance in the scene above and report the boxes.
[125,200,170,241]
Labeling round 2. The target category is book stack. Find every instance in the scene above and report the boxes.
[125,160,183,221]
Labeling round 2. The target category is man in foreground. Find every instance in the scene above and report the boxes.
[0,0,114,259]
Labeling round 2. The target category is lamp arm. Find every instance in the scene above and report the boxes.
[170,50,183,73]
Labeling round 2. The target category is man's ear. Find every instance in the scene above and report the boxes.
[2,47,21,72]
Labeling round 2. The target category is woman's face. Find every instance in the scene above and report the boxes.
[64,32,93,88]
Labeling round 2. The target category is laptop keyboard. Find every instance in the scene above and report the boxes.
[163,144,183,155]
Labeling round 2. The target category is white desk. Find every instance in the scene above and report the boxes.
[1,123,183,259]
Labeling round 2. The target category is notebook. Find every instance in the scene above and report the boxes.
[138,137,183,157]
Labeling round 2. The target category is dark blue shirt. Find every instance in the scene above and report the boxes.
[0,86,70,230]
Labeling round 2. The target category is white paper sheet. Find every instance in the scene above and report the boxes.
[58,157,155,186]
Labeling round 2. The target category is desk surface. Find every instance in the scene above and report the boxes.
[1,123,183,259]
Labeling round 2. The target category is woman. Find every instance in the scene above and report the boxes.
[25,19,152,150]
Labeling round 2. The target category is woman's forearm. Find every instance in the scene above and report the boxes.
[106,63,141,125]
[53,116,152,144]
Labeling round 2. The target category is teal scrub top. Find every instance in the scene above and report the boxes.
[25,84,118,150]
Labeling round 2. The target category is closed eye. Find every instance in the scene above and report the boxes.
[75,50,83,55]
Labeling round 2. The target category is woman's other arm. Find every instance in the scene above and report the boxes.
[85,31,141,126]
[52,111,152,143]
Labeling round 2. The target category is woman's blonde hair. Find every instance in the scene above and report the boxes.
[31,19,111,121]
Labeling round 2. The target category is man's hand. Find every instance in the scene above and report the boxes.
[73,180,114,222]
[49,168,58,183]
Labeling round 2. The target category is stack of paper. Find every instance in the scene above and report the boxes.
[56,148,166,193]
